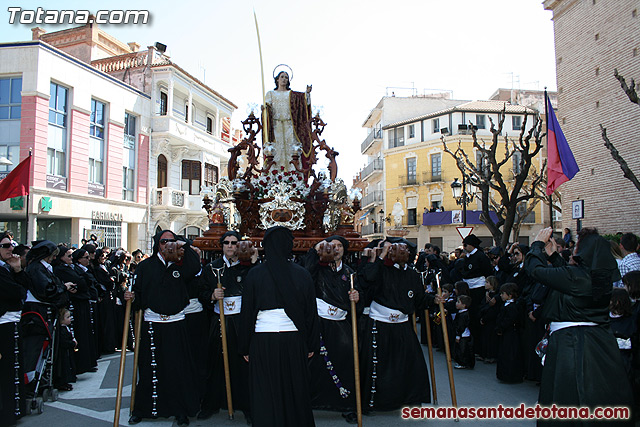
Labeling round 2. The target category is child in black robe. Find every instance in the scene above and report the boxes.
[433,283,455,353]
[479,276,501,363]
[55,308,76,391]
[495,283,523,383]
[453,295,475,369]
[610,288,634,379]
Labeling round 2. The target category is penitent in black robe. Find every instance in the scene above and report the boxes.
[53,263,96,374]
[238,261,319,427]
[0,263,28,427]
[495,300,523,383]
[304,248,361,412]
[360,257,432,411]
[525,239,633,426]
[131,246,201,420]
[200,257,254,415]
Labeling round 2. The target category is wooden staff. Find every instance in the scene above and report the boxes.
[114,286,133,427]
[129,309,143,416]
[412,313,418,335]
[435,272,457,410]
[214,266,234,420]
[420,272,437,405]
[349,274,363,427]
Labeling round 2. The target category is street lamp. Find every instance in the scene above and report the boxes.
[451,175,475,226]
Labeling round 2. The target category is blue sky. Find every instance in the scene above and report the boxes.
[1,0,557,184]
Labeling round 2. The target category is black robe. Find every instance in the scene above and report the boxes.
[304,249,361,412]
[360,257,432,411]
[54,263,96,374]
[200,257,253,414]
[479,290,502,360]
[131,247,201,420]
[453,309,474,368]
[94,263,117,354]
[0,264,28,427]
[54,324,76,386]
[238,262,319,427]
[525,240,633,426]
[495,300,523,383]
[74,264,100,366]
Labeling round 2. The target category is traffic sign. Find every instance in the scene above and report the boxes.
[456,226,474,240]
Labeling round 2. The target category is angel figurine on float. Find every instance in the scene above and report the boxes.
[263,65,313,173]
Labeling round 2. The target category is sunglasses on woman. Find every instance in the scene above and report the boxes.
[222,240,238,246]
[0,243,13,248]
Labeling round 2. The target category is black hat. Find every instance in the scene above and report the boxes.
[219,230,241,245]
[462,234,482,248]
[325,235,349,252]
[488,246,502,256]
[72,248,88,263]
[26,240,58,264]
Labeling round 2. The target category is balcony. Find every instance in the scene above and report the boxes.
[361,128,383,154]
[361,191,383,208]
[152,115,231,158]
[154,187,188,209]
[422,171,442,183]
[360,159,383,181]
[399,175,419,186]
[362,222,384,236]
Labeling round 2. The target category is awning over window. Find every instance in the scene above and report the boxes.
[359,208,374,221]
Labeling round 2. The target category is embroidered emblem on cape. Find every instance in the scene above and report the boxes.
[160,314,171,321]
[327,306,339,316]
[389,313,400,322]
[225,300,236,311]
[408,290,414,298]
[172,271,181,278]
[341,274,348,281]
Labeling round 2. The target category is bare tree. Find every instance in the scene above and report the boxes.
[442,108,546,249]
[600,69,640,192]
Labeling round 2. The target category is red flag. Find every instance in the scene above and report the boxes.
[0,154,31,202]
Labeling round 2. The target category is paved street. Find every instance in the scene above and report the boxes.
[17,338,539,427]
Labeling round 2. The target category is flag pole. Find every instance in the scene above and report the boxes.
[25,150,32,243]
[544,89,554,229]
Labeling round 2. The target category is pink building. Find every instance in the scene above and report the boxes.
[0,29,151,248]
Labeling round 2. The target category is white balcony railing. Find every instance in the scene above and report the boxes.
[154,187,187,208]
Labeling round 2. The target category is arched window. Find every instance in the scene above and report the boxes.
[157,154,167,188]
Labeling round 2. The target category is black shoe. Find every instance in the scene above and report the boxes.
[197,409,214,420]
[243,411,252,425]
[343,412,358,424]
[176,415,190,426]
[128,415,142,425]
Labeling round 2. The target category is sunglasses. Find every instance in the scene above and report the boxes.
[0,243,13,248]
[159,238,176,244]
[222,241,238,246]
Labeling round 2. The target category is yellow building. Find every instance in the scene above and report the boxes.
[380,100,547,252]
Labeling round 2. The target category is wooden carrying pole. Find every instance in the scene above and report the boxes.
[424,308,438,405]
[412,313,418,335]
[216,269,234,420]
[420,269,437,405]
[114,295,132,426]
[350,274,363,427]
[129,310,143,416]
[435,272,457,409]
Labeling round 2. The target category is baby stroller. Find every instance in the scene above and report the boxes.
[21,303,59,414]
